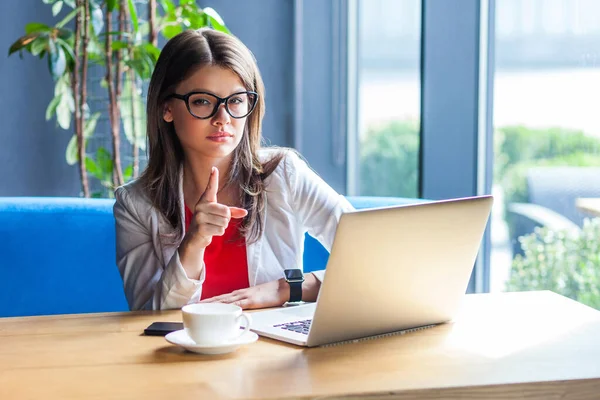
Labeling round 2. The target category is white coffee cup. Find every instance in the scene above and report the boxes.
[181,303,252,345]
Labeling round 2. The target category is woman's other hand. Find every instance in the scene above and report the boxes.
[199,279,289,309]
[199,273,321,309]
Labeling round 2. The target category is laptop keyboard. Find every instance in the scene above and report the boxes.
[273,319,312,335]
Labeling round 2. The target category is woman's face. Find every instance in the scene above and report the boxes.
[163,65,250,161]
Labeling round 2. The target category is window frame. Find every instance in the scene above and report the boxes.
[295,0,495,293]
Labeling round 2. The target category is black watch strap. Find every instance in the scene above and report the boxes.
[289,281,302,302]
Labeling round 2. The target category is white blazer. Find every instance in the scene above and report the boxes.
[113,149,354,310]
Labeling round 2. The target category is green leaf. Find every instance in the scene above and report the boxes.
[207,15,229,34]
[182,7,205,28]
[63,0,75,7]
[54,75,73,129]
[161,23,182,40]
[81,102,91,120]
[45,94,62,121]
[85,156,103,180]
[84,112,100,138]
[126,58,151,80]
[31,37,49,57]
[111,40,129,51]
[87,52,105,64]
[187,12,207,30]
[52,1,63,16]
[65,134,78,165]
[143,52,156,74]
[48,40,67,79]
[56,96,72,129]
[126,43,158,79]
[8,33,40,56]
[90,6,104,36]
[26,23,52,34]
[55,73,74,102]
[208,15,231,33]
[85,37,104,61]
[56,7,79,29]
[143,43,160,63]
[96,147,114,176]
[55,73,68,96]
[158,0,175,13]
[139,21,150,37]
[127,0,139,33]
[56,28,72,40]
[120,77,146,151]
[106,0,118,12]
[123,164,133,181]
[203,7,226,25]
[56,37,75,64]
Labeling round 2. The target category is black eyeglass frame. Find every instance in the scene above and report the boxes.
[167,90,259,120]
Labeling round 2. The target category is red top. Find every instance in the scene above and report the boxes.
[185,205,249,300]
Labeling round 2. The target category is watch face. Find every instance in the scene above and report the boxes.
[285,269,303,280]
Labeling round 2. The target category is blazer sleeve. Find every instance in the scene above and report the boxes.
[113,186,204,310]
[283,151,355,282]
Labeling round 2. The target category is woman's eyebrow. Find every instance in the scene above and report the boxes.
[186,87,248,95]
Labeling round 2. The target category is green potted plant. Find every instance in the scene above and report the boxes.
[506,217,600,310]
[8,0,229,197]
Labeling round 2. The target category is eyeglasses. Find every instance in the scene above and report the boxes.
[168,91,259,119]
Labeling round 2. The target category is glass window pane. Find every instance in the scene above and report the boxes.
[491,0,600,310]
[352,0,421,198]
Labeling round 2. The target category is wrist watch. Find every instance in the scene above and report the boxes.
[284,269,305,302]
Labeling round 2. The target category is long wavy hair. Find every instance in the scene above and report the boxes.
[139,28,283,243]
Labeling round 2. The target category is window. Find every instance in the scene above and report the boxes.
[491,0,600,310]
[348,0,422,198]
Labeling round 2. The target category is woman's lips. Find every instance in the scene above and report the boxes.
[206,132,234,142]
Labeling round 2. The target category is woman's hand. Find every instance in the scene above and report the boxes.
[199,279,289,309]
[199,273,322,310]
[179,167,247,279]
[187,166,247,248]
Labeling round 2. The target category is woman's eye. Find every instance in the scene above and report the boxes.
[192,98,211,106]
[229,97,245,104]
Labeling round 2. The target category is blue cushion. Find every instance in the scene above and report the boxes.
[0,195,424,317]
[0,197,128,317]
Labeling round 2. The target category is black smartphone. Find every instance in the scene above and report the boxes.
[144,322,183,336]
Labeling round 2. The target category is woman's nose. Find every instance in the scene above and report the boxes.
[212,103,231,125]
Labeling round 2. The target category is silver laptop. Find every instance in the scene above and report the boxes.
[250,195,493,347]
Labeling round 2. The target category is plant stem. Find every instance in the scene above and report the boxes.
[73,0,90,197]
[147,0,157,178]
[130,67,139,179]
[106,7,124,187]
[80,0,91,197]
[116,0,125,179]
[148,0,157,47]
[116,2,125,100]
[126,1,139,179]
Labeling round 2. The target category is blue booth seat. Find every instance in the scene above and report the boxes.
[0,196,422,317]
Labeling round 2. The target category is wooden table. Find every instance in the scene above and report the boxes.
[576,197,600,218]
[2,291,600,400]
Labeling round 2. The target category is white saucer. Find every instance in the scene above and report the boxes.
[165,329,258,355]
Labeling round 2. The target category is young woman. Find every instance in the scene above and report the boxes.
[114,28,353,311]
